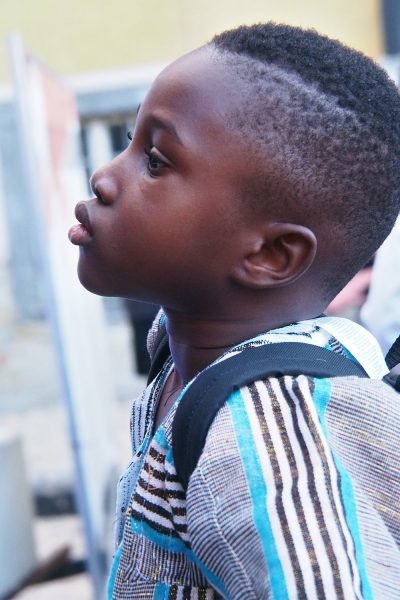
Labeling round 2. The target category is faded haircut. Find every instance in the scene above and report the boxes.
[209,23,400,297]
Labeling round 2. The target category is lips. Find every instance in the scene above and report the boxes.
[68,201,93,246]
[75,202,93,234]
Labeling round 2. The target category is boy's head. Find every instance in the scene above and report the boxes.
[71,23,400,319]
[209,23,400,299]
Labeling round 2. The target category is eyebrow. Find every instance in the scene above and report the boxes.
[147,112,183,146]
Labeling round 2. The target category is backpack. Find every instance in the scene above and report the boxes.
[147,323,400,491]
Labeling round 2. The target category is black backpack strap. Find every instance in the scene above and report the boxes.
[383,372,400,392]
[147,322,170,385]
[383,334,400,391]
[385,334,400,370]
[172,342,368,490]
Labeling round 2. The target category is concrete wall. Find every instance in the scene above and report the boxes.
[0,0,384,82]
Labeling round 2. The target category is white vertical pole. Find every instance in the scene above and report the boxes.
[0,432,36,597]
[0,154,15,339]
[7,34,115,598]
[85,120,113,173]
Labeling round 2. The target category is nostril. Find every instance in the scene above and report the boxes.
[89,175,96,195]
[90,180,101,201]
[91,180,109,205]
[90,175,117,205]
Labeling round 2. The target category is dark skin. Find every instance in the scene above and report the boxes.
[69,47,328,431]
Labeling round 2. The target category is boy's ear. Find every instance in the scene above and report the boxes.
[230,223,317,289]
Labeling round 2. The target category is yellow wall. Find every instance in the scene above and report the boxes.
[0,0,383,81]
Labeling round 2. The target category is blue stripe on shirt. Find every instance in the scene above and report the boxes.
[107,543,123,599]
[312,378,373,600]
[153,583,169,600]
[227,389,289,600]
[130,517,229,598]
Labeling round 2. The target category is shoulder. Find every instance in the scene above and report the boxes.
[189,373,400,503]
[198,374,400,468]
[191,374,400,538]
[190,373,324,495]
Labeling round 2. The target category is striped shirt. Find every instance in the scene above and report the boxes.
[108,316,400,599]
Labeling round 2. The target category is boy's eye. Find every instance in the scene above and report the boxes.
[127,130,133,141]
[145,147,166,175]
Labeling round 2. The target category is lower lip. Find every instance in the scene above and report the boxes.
[68,223,92,246]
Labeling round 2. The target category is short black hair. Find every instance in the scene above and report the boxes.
[210,23,400,297]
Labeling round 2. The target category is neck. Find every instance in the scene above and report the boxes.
[163,304,321,385]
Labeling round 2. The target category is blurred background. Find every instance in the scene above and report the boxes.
[0,1,399,598]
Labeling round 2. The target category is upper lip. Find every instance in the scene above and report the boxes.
[75,201,93,235]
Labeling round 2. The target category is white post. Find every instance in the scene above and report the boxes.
[85,120,113,173]
[0,153,15,332]
[0,431,37,597]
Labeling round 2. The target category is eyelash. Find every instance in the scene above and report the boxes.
[127,131,166,175]
[144,147,165,173]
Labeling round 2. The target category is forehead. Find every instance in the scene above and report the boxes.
[138,48,243,146]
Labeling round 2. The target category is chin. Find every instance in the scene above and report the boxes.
[77,262,113,297]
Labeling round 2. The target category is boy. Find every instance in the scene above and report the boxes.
[69,23,400,600]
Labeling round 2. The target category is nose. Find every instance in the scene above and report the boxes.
[89,163,118,205]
